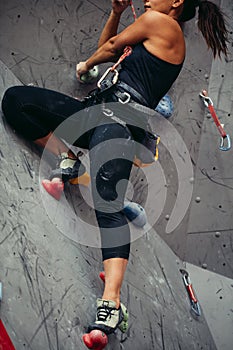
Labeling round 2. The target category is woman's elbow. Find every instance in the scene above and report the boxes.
[108,37,122,55]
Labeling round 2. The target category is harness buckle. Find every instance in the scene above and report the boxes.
[118,92,131,104]
[102,108,114,117]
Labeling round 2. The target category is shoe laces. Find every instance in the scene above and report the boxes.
[97,304,116,322]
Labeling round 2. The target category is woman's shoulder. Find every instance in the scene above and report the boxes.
[140,11,185,64]
[140,10,177,24]
[139,10,182,34]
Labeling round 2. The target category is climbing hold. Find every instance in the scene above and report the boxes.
[83,329,108,350]
[42,178,64,200]
[0,320,16,350]
[165,214,170,221]
[99,272,105,283]
[195,196,201,203]
[189,177,194,184]
[123,201,147,227]
[80,66,99,84]
[155,94,173,118]
[215,231,221,238]
[202,263,207,269]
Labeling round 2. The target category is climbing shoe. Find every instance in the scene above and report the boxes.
[88,299,129,335]
[50,152,90,186]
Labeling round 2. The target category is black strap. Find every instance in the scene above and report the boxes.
[116,81,149,107]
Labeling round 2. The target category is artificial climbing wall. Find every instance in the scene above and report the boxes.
[0,0,232,349]
[185,0,233,278]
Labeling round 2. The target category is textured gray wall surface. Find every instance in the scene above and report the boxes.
[0,62,217,349]
[0,0,232,349]
[185,0,233,278]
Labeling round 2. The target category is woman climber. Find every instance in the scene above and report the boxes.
[1,0,228,339]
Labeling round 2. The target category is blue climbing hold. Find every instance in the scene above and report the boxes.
[155,94,173,118]
[123,201,147,227]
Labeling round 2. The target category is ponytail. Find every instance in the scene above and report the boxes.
[197,1,228,58]
[179,0,229,58]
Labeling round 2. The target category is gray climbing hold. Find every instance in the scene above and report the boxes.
[155,94,173,118]
[123,201,147,227]
[189,177,194,184]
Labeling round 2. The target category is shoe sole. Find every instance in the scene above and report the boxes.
[118,303,129,333]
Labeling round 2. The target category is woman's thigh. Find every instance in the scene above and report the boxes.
[1,85,91,146]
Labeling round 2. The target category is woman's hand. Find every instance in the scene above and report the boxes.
[112,0,130,15]
[76,61,89,81]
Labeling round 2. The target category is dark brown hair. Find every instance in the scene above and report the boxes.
[179,0,229,58]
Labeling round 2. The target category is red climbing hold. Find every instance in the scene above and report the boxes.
[83,330,108,350]
[99,271,105,283]
[0,320,16,350]
[42,177,64,200]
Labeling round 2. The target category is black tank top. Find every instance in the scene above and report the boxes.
[118,43,183,109]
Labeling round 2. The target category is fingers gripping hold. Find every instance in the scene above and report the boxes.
[112,0,131,15]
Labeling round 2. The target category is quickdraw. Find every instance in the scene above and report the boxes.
[180,269,201,317]
[199,90,231,151]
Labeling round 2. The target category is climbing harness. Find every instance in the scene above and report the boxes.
[180,269,201,317]
[199,90,231,151]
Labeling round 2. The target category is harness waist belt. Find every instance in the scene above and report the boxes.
[116,81,149,107]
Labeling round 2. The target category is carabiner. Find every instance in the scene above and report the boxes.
[199,91,213,107]
[97,67,119,89]
[190,300,201,317]
[220,134,231,151]
[180,269,190,286]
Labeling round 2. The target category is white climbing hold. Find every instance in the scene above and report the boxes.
[80,66,99,84]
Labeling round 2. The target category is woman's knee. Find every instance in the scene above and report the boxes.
[2,86,21,103]
[102,244,130,261]
[1,86,22,119]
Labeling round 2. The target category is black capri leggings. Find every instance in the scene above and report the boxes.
[2,86,135,261]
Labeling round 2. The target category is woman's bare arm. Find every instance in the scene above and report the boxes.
[76,11,185,79]
[98,0,131,48]
[76,11,153,79]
